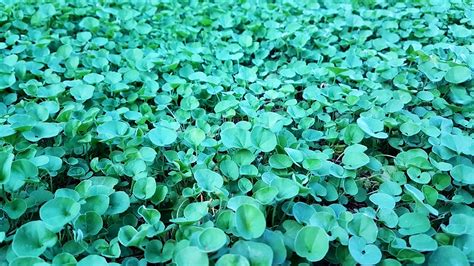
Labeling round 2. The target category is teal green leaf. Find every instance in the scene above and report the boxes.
[197,227,227,252]
[250,126,277,152]
[348,236,382,265]
[3,198,27,219]
[194,169,224,192]
[71,84,94,101]
[10,257,46,266]
[342,144,370,169]
[174,246,209,266]
[369,192,396,209]
[7,159,38,191]
[348,213,378,243]
[22,122,63,142]
[118,225,148,247]
[148,125,177,146]
[357,117,388,139]
[428,246,469,266]
[444,66,471,84]
[0,150,13,184]
[271,178,299,200]
[77,255,108,266]
[12,221,57,257]
[133,177,156,200]
[259,230,287,264]
[216,254,250,266]
[40,197,81,230]
[235,204,266,239]
[221,128,251,149]
[106,191,130,215]
[97,121,128,141]
[294,226,329,262]
[269,154,293,169]
[184,127,206,146]
[0,125,16,138]
[145,240,175,263]
[74,212,103,237]
[450,165,474,185]
[409,234,438,252]
[454,234,474,262]
[52,253,77,265]
[230,240,273,266]
[398,212,431,235]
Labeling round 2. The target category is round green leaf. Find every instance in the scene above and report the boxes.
[40,197,81,230]
[194,169,224,192]
[52,252,77,266]
[254,186,278,205]
[185,127,206,146]
[22,122,63,142]
[259,229,287,264]
[83,73,104,84]
[197,227,227,252]
[284,148,304,163]
[77,255,108,266]
[79,17,100,30]
[398,212,431,235]
[454,234,474,262]
[356,117,388,139]
[183,202,209,220]
[71,84,95,101]
[74,211,103,237]
[343,124,365,144]
[269,154,293,169]
[369,192,396,209]
[148,125,177,146]
[174,246,209,266]
[400,121,421,136]
[450,165,474,185]
[220,159,240,181]
[96,121,128,141]
[221,127,251,149]
[3,198,27,219]
[133,177,156,200]
[348,236,382,265]
[444,66,472,84]
[250,126,277,152]
[0,151,14,184]
[118,225,148,247]
[0,125,16,138]
[271,178,299,200]
[342,144,370,169]
[347,213,378,243]
[12,221,57,257]
[150,185,168,205]
[10,257,46,266]
[145,240,175,263]
[214,99,239,113]
[235,204,266,240]
[294,226,329,262]
[428,246,469,266]
[216,254,250,266]
[7,159,38,191]
[230,240,273,266]
[138,205,161,225]
[377,208,399,228]
[105,191,130,215]
[409,234,438,252]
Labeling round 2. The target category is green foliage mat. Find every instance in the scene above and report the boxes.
[0,0,473,265]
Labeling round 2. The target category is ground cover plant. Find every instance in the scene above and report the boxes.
[0,0,473,265]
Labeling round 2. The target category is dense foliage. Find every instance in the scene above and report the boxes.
[0,0,473,265]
